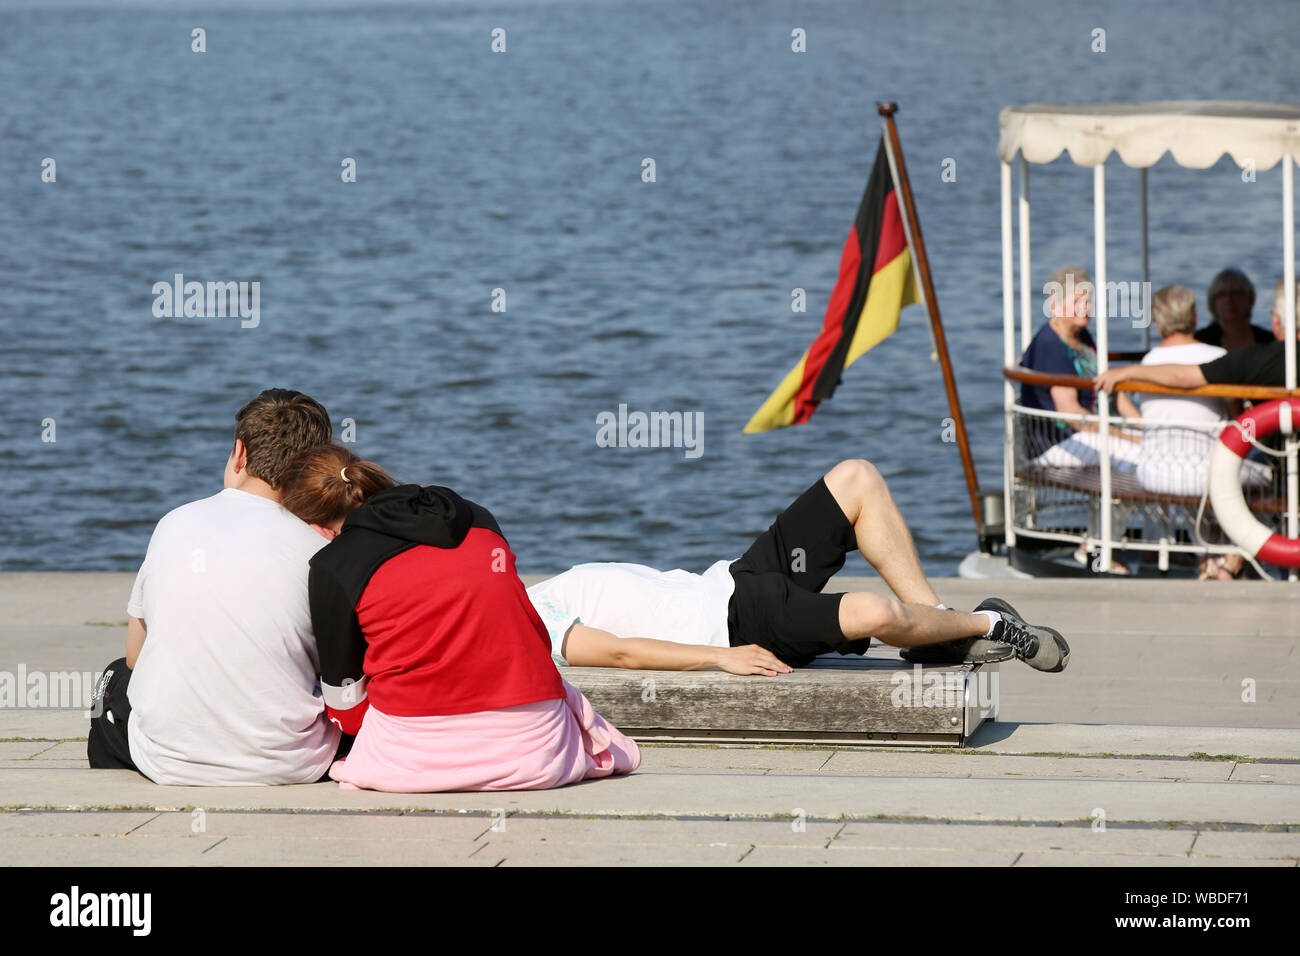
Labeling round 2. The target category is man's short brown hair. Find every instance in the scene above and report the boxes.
[233,389,332,489]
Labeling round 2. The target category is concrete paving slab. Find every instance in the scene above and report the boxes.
[833,821,1196,855]
[465,817,842,848]
[492,843,744,866]
[0,714,89,738]
[741,846,1021,866]
[968,722,1300,759]
[820,752,1235,782]
[1015,852,1292,867]
[0,810,159,836]
[1190,831,1300,860]
[197,836,503,867]
[637,746,834,772]
[1228,763,1300,784]
[0,760,87,770]
[131,810,491,840]
[27,741,87,761]
[0,742,60,760]
[0,835,215,865]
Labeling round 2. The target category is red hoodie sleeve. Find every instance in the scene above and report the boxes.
[308,562,371,735]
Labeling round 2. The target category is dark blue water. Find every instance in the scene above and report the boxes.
[1,0,1295,574]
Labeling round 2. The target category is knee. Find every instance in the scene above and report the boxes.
[839,592,902,637]
[825,459,884,507]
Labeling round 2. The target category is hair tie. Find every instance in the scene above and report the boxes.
[340,467,352,484]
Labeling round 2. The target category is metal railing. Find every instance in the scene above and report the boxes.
[1003,366,1299,575]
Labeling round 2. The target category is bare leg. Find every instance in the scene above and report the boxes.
[822,459,941,605]
[837,592,989,648]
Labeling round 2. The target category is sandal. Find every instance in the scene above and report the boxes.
[1199,554,1245,581]
[1074,545,1132,575]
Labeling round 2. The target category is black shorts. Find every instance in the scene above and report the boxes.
[726,477,862,667]
[85,656,353,781]
[86,657,140,773]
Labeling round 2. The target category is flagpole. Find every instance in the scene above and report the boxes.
[877,102,983,534]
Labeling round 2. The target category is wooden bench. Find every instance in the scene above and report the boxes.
[561,645,998,747]
[1016,465,1286,513]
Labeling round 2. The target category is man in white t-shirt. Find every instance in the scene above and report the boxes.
[1131,285,1271,496]
[528,459,1072,674]
[87,389,342,785]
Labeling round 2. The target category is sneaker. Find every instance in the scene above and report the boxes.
[900,636,1015,665]
[976,597,1070,673]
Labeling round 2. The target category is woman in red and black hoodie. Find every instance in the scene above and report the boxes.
[280,443,640,792]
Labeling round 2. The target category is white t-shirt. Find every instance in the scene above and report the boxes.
[1134,342,1228,495]
[1136,342,1228,419]
[526,561,736,664]
[125,488,340,786]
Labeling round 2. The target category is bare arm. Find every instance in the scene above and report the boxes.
[1096,363,1205,393]
[125,616,147,670]
[1049,386,1113,435]
[562,623,791,676]
[1115,390,1141,420]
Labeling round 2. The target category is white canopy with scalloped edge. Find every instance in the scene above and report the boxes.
[997,101,1300,170]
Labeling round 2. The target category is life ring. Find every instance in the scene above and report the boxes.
[1207,398,1300,569]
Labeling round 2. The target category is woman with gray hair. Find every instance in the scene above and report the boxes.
[1019,264,1143,572]
[1194,268,1273,350]
[1020,264,1143,467]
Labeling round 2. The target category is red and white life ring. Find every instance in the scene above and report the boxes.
[1207,398,1300,569]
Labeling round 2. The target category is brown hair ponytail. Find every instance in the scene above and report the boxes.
[280,442,395,527]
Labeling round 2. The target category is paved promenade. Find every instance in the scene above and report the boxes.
[1,573,1297,865]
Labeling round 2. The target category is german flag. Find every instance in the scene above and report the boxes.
[743,138,920,433]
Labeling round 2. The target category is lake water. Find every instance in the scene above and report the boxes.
[1,0,1295,576]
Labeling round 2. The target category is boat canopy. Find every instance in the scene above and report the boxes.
[998,101,1300,169]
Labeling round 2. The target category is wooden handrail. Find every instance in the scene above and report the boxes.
[1003,365,1300,401]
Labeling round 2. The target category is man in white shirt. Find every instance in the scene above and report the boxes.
[529,459,1071,674]
[87,389,342,785]
[1132,285,1230,495]
[1130,285,1271,496]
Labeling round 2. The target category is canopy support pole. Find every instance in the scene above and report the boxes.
[1019,157,1032,352]
[1094,163,1113,573]
[1140,167,1150,350]
[1001,159,1016,548]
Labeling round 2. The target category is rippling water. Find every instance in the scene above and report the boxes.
[0,0,1295,574]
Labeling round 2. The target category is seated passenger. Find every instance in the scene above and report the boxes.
[1131,285,1270,496]
[1019,264,1141,470]
[1194,268,1273,350]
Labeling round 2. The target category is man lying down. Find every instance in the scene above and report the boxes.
[528,459,1068,675]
